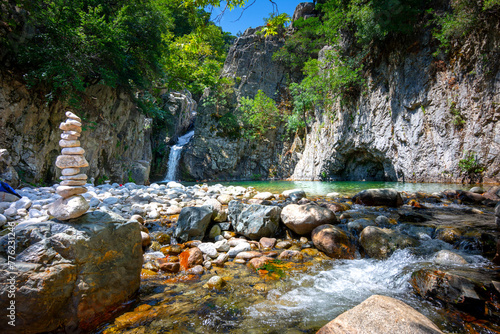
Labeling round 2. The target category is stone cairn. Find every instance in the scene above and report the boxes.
[48,111,90,220]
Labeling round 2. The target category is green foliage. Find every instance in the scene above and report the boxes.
[430,0,500,54]
[239,90,280,139]
[273,17,326,75]
[449,100,465,127]
[257,13,291,37]
[458,151,484,174]
[15,0,172,99]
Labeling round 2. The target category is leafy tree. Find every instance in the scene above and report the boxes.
[257,13,291,37]
[239,90,280,139]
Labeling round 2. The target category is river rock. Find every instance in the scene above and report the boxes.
[281,204,338,235]
[311,224,356,259]
[56,155,89,168]
[0,210,142,333]
[411,268,500,320]
[232,204,281,240]
[0,192,19,202]
[61,147,85,155]
[61,168,80,176]
[227,241,251,257]
[179,247,204,270]
[360,226,419,259]
[66,111,82,122]
[59,122,82,132]
[174,206,213,242]
[253,192,274,200]
[316,295,444,334]
[260,237,277,249]
[282,189,306,201]
[59,139,81,148]
[433,250,468,265]
[352,188,403,207]
[60,174,88,181]
[56,186,87,198]
[48,195,90,220]
[197,242,218,259]
[203,198,226,222]
[60,180,87,186]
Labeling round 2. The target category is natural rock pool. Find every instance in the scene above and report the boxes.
[94,182,499,334]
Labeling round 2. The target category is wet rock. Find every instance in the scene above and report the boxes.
[235,251,262,260]
[435,227,462,244]
[282,189,306,201]
[260,237,277,249]
[159,262,180,273]
[359,226,418,259]
[186,265,204,275]
[433,250,468,266]
[48,195,90,220]
[247,256,273,271]
[469,187,484,194]
[311,224,356,259]
[411,268,500,321]
[278,250,303,261]
[281,204,338,235]
[347,218,377,234]
[0,210,142,333]
[205,276,226,290]
[179,247,204,271]
[458,191,485,204]
[352,188,403,207]
[276,240,293,249]
[174,206,213,242]
[197,242,218,259]
[233,204,281,240]
[317,295,444,334]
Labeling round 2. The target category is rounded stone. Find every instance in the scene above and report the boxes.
[312,224,356,259]
[56,186,87,198]
[66,111,82,122]
[48,195,89,220]
[60,122,82,132]
[59,139,81,148]
[56,155,89,168]
[61,133,80,140]
[281,204,338,235]
[60,180,87,186]
[61,168,80,176]
[63,130,81,137]
[61,147,85,155]
[60,174,88,181]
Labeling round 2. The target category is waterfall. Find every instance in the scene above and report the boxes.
[164,130,195,181]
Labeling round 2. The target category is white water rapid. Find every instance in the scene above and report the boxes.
[164,130,195,181]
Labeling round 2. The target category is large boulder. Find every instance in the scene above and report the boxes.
[359,226,418,259]
[233,204,281,240]
[174,206,213,242]
[0,210,143,333]
[281,204,338,235]
[0,149,19,188]
[352,188,403,207]
[316,295,444,334]
[311,224,356,259]
[411,268,500,321]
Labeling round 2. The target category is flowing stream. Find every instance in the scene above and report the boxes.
[164,130,195,181]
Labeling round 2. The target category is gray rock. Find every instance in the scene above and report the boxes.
[469,187,484,194]
[197,242,218,259]
[0,213,6,227]
[228,200,245,225]
[281,204,338,235]
[214,239,230,252]
[15,196,32,210]
[0,210,142,333]
[282,189,306,201]
[227,241,251,257]
[352,189,403,207]
[360,226,419,259]
[347,218,377,234]
[0,149,20,188]
[496,202,500,227]
[233,204,281,240]
[48,195,89,221]
[0,192,19,202]
[317,295,444,334]
[103,196,120,205]
[433,250,468,265]
[174,206,213,242]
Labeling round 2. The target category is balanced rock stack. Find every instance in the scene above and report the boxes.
[48,111,90,220]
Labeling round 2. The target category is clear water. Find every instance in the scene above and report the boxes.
[204,180,475,196]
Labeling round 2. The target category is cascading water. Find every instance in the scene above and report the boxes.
[164,130,195,181]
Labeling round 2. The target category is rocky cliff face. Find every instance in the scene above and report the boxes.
[293,33,500,184]
[184,3,500,184]
[0,71,152,185]
[181,27,300,181]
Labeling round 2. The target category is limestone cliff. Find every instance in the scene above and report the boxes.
[181,27,300,181]
[293,33,500,184]
[183,3,500,184]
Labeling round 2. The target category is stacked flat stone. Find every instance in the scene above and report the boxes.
[48,111,90,220]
